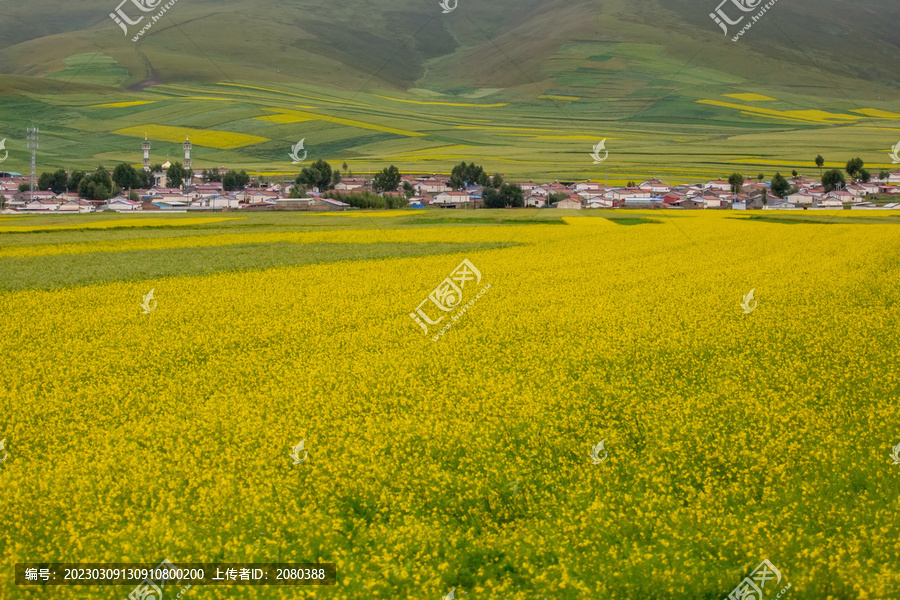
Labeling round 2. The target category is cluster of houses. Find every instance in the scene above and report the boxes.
[3,168,900,213]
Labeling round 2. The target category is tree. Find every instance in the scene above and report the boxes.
[326,190,407,209]
[78,166,114,200]
[791,170,798,178]
[166,162,188,189]
[38,169,69,194]
[0,194,5,210]
[491,174,504,188]
[222,171,237,191]
[402,181,414,197]
[203,168,222,182]
[482,183,524,208]
[548,192,567,206]
[858,168,871,183]
[372,165,401,193]
[879,170,891,182]
[67,170,85,192]
[222,170,250,192]
[128,190,140,202]
[18,183,30,193]
[815,154,825,175]
[296,159,334,192]
[845,157,864,180]
[627,181,635,187]
[112,163,142,191]
[331,169,342,187]
[449,161,487,190]
[728,172,744,194]
[288,184,307,198]
[821,169,846,192]
[770,172,791,198]
[757,173,765,182]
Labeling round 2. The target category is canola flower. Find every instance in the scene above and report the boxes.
[1,212,899,599]
[112,125,268,149]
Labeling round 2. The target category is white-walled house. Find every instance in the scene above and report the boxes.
[585,196,614,209]
[702,180,731,192]
[108,198,142,211]
[611,188,651,201]
[24,198,60,211]
[574,181,604,193]
[209,194,240,209]
[786,192,818,205]
[416,178,450,194]
[58,199,94,213]
[433,191,471,206]
[638,179,671,194]
[555,196,582,209]
[812,197,843,208]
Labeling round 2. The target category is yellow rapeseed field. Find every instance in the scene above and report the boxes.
[113,125,269,150]
[1,212,898,599]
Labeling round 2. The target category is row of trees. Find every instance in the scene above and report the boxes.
[20,167,119,201]
[726,155,889,199]
[299,159,528,207]
[21,163,256,201]
[815,155,891,184]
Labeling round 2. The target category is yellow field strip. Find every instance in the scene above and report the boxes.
[0,226,512,259]
[0,217,241,234]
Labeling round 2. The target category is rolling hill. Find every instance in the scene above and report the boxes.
[0,0,898,181]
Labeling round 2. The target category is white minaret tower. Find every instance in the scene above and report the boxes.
[183,136,192,169]
[142,136,151,171]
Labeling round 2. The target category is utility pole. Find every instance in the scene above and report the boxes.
[27,125,38,202]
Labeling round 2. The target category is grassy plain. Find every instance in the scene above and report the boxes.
[1,210,899,599]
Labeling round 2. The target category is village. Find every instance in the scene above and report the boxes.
[2,138,900,213]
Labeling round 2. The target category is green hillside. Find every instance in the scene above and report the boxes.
[0,0,897,181]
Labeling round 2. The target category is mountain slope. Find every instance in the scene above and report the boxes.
[0,0,897,179]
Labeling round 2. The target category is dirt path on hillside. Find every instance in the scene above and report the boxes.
[129,44,161,90]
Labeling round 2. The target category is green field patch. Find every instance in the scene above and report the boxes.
[730,214,900,225]
[598,215,661,226]
[45,53,130,87]
[0,241,518,291]
[403,215,566,226]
